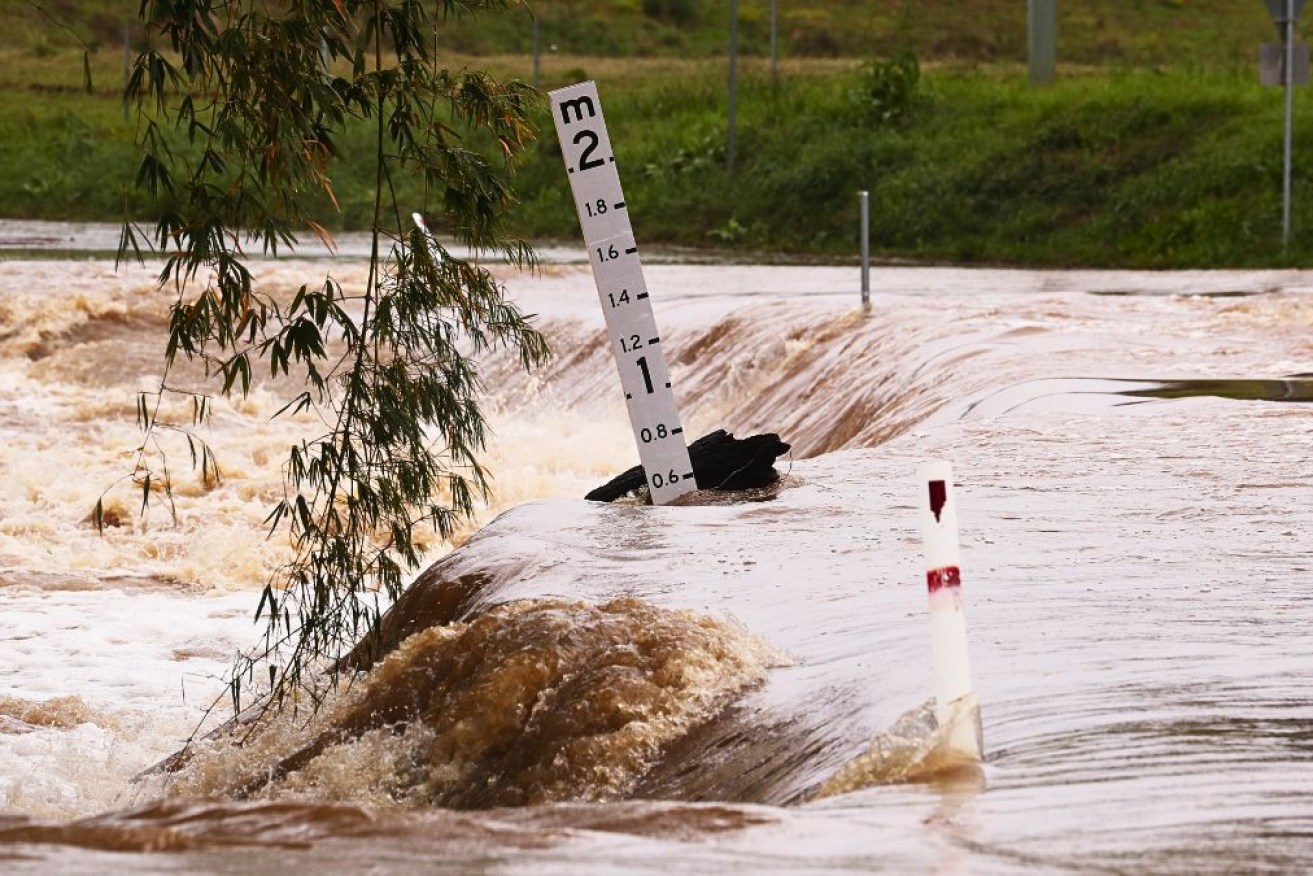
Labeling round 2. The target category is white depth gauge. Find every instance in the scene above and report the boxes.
[549,81,696,504]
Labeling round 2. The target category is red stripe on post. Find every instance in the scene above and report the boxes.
[926,566,961,593]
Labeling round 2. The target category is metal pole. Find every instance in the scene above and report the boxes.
[728,0,739,172]
[1028,0,1057,85]
[123,21,131,121]
[770,0,778,88]
[1284,0,1295,253]
[859,190,870,307]
[532,12,541,88]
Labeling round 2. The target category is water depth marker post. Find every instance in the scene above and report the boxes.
[550,81,696,505]
[917,460,983,762]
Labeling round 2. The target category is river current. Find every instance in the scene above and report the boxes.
[0,229,1310,873]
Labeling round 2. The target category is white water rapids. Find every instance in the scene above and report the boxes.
[0,237,1310,872]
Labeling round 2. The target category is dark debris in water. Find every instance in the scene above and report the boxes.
[1118,378,1313,404]
[1087,289,1263,298]
[964,375,1313,419]
[585,429,791,503]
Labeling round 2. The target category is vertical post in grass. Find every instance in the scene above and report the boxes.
[123,21,132,121]
[1285,0,1296,252]
[531,10,541,88]
[770,0,779,88]
[917,460,982,761]
[1028,0,1057,85]
[859,190,871,309]
[728,0,739,173]
[1262,0,1307,251]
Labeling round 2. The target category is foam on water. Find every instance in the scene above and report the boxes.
[2,253,1312,872]
[156,598,785,808]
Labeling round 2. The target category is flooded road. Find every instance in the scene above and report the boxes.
[0,232,1311,872]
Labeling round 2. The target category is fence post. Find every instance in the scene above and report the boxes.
[1028,0,1057,85]
[727,0,739,172]
[531,10,541,88]
[859,190,870,309]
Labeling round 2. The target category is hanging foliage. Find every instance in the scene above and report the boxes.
[113,0,550,717]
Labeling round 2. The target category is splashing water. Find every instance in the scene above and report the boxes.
[2,246,1312,872]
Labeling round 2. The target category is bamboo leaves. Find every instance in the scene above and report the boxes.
[113,0,548,717]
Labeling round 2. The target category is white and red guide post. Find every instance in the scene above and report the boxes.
[917,460,983,760]
[549,81,695,505]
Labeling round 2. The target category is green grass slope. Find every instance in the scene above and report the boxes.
[1,0,1287,68]
[1,2,1310,266]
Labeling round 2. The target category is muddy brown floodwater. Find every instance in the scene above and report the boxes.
[1,233,1311,872]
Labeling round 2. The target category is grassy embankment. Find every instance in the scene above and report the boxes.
[1,1,1310,267]
[4,0,1283,68]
